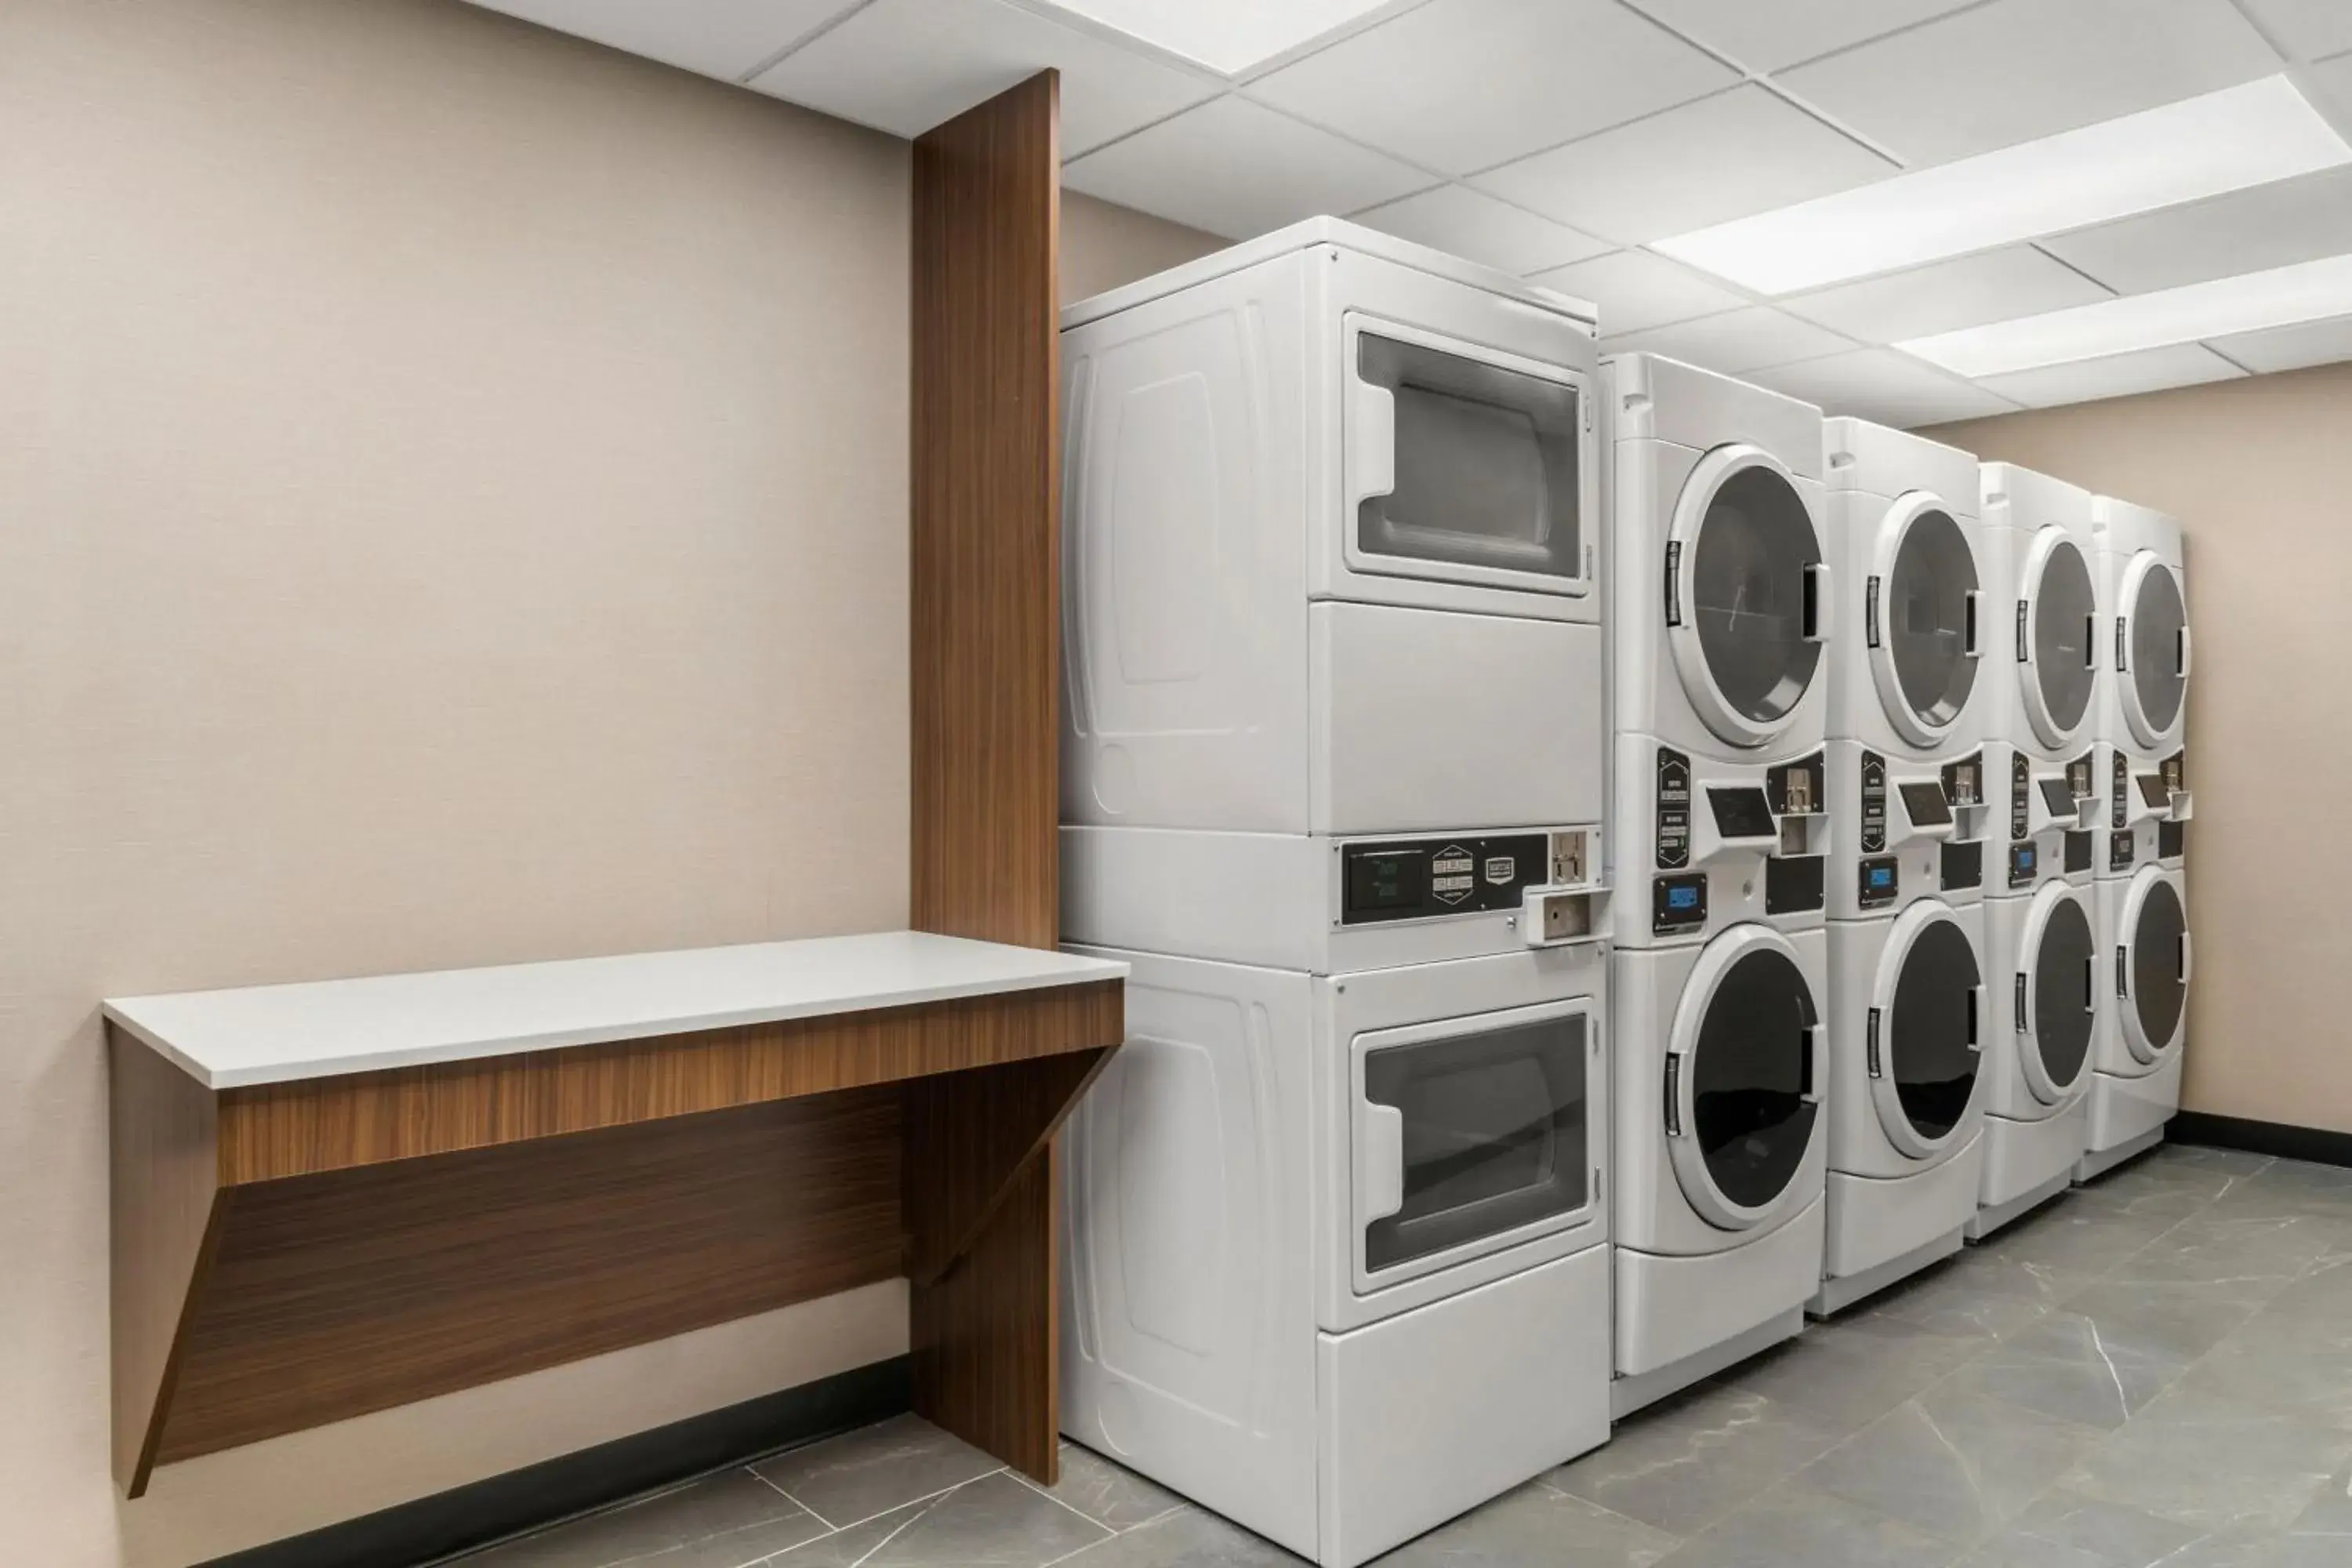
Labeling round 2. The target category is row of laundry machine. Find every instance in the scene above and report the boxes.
[1045,218,2194,1568]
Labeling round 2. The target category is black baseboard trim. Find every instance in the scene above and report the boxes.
[2172,1112,2352,1170]
[198,1356,911,1568]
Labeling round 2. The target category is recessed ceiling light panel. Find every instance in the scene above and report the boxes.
[1653,76,2352,295]
[1900,252,2352,378]
[1030,0,1400,74]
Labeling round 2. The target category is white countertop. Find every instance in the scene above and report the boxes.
[104,931,1128,1090]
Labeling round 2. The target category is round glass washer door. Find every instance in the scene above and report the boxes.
[1869,496,1980,746]
[2016,526,2098,749]
[1867,901,1984,1160]
[1666,924,1823,1231]
[2119,554,2188,749]
[1667,445,1824,750]
[2119,867,2190,1065]
[2016,882,2096,1105]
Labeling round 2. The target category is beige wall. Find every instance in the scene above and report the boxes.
[1,0,913,1561]
[1927,361,2352,1135]
[1060,191,1224,308]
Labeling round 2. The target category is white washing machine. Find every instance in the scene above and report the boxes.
[1814,888,1989,1314]
[1602,353,1831,1412]
[1968,875,2097,1237]
[1060,942,1610,1568]
[1056,221,1613,1567]
[2081,861,2191,1178]
[2080,498,2192,1178]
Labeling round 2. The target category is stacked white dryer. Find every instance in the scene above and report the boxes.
[1969,465,2104,1236]
[2079,498,2192,1178]
[1811,420,1994,1314]
[1603,354,1833,1413]
[1054,220,1613,1568]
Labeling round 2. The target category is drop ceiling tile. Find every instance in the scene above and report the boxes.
[2043,165,2352,296]
[1748,349,2020,427]
[470,0,862,80]
[1777,0,2284,166]
[2208,313,2352,372]
[750,0,1217,157]
[1528,249,1748,333]
[1602,307,1853,375]
[2317,52,2352,122]
[1623,0,1980,73]
[1248,0,1735,176]
[1976,343,2245,408]
[1350,186,1610,274]
[1784,247,2114,343]
[1473,85,1892,245]
[1062,96,1432,239]
[2240,0,2352,62]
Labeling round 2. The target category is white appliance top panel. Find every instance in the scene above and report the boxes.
[106,931,1129,1089]
[1061,216,1599,332]
[1824,416,1980,513]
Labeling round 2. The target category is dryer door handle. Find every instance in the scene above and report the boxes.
[1360,1102,1405,1224]
[2178,625,2193,681]
[2180,931,2194,986]
[1964,590,1982,658]
[1800,1025,1821,1104]
[1804,561,1834,644]
[1967,986,1985,1052]
[1350,382,1397,504]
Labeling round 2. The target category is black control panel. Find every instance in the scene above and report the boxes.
[1766,854,1826,915]
[2111,750,2130,829]
[1655,747,1693,869]
[1900,781,1954,829]
[1858,750,1888,854]
[1942,840,1984,891]
[2063,830,2093,873]
[2137,773,2172,808]
[1858,854,1900,911]
[2039,777,2078,818]
[2110,830,2136,873]
[2010,751,2031,841]
[1653,872,1708,936]
[2008,840,2039,890]
[1341,833,1549,926]
[1942,753,1984,810]
[1767,753,1825,818]
[1709,786,1775,840]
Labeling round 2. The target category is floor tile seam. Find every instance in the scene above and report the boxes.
[746,1468,840,1533]
[1000,1464,1132,1541]
[1532,1474,1688,1543]
[782,1467,1012,1538]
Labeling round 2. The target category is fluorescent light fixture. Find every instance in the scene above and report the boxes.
[1030,0,1397,74]
[1900,252,2352,377]
[1653,76,2351,295]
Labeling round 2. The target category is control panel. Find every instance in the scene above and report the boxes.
[1655,748,1691,869]
[2112,750,2131,830]
[1858,855,1900,911]
[1341,832,1550,926]
[2007,840,2039,891]
[1651,872,1708,937]
[1767,753,1826,818]
[2009,752,2031,841]
[1858,750,1889,854]
[1941,753,1984,811]
[2110,830,2136,873]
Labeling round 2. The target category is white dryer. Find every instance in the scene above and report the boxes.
[1612,920,1828,1414]
[2081,497,2190,1178]
[1814,892,1989,1315]
[1821,419,1995,920]
[1980,464,2104,890]
[1060,942,1610,1568]
[1968,877,2097,1237]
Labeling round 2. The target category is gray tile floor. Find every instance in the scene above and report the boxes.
[448,1145,2352,1568]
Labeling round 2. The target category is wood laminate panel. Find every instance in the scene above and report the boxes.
[909,68,1062,951]
[110,1029,227,1496]
[154,1089,902,1467]
[215,980,1123,1184]
[903,1047,1112,1289]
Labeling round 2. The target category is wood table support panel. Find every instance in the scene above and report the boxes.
[911,1145,1062,1482]
[903,1047,1112,1289]
[216,980,1122,1184]
[909,67,1062,951]
[155,1089,903,1468]
[111,1031,227,1494]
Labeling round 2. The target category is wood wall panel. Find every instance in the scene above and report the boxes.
[110,1030,227,1494]
[215,980,1122,1184]
[154,1088,902,1466]
[909,68,1062,951]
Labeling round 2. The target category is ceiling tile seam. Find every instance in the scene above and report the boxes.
[1229,0,1450,85]
[2201,341,2260,376]
[734,0,882,85]
[1592,1,1914,171]
[1203,92,1472,192]
[1334,181,1600,253]
[2025,242,2125,303]
[982,0,1244,88]
[2219,0,2307,64]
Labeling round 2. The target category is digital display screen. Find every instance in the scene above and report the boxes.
[1708,787,1776,839]
[1900,782,1954,828]
[1668,884,1701,910]
[1347,851,1424,913]
[1868,864,1896,889]
[2040,778,2078,815]
[2138,775,2172,808]
[2012,844,2038,876]
[1652,872,1708,934]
